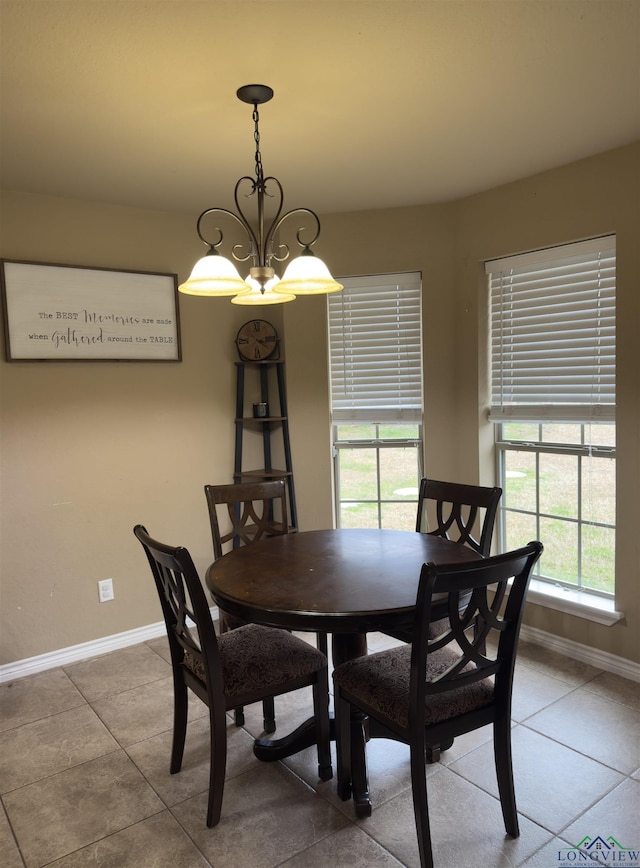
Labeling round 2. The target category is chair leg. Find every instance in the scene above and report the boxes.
[425,743,441,764]
[313,670,333,781]
[410,736,434,868]
[334,688,352,801]
[220,614,248,729]
[494,716,519,838]
[316,631,329,656]
[263,696,276,733]
[206,704,228,828]
[426,735,454,763]
[170,677,188,774]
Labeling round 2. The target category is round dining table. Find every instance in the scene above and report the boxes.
[206,527,481,815]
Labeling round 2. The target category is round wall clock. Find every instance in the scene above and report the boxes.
[235,319,279,361]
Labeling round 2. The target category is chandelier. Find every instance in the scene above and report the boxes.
[178,84,343,305]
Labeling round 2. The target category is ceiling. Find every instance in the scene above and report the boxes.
[1,1,639,217]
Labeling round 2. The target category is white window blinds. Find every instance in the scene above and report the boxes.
[328,272,423,422]
[487,236,616,422]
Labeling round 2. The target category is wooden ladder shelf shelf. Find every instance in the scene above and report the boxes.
[233,360,298,531]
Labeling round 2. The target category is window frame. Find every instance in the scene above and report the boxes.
[486,238,618,617]
[328,272,424,529]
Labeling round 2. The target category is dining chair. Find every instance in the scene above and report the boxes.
[384,478,503,646]
[205,479,287,732]
[205,479,328,732]
[133,524,332,828]
[333,540,543,868]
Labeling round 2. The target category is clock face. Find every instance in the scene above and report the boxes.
[235,320,278,361]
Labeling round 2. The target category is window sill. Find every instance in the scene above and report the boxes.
[526,579,623,626]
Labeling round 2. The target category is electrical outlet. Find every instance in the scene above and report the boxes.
[98,578,114,602]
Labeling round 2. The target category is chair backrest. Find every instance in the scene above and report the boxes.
[415,477,502,557]
[204,479,288,559]
[410,541,543,723]
[133,524,223,703]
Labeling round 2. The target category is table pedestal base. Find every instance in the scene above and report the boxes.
[253,718,323,762]
[251,633,453,815]
[251,631,453,815]
[251,633,373,811]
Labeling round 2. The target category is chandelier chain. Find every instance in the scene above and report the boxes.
[253,106,264,188]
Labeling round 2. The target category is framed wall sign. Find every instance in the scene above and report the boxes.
[1,260,181,362]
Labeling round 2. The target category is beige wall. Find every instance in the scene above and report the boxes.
[1,142,638,667]
[0,193,288,663]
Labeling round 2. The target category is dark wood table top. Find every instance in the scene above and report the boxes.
[206,527,481,635]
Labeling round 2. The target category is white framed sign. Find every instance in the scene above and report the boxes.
[1,260,181,361]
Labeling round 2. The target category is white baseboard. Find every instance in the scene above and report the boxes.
[0,621,167,684]
[1,610,638,684]
[519,624,640,683]
[0,607,221,684]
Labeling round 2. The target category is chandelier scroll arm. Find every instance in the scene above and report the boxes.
[270,206,322,259]
[195,205,255,258]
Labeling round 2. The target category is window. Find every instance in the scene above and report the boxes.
[487,237,616,597]
[328,272,423,528]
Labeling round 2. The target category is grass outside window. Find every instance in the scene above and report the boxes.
[334,423,422,529]
[497,422,615,596]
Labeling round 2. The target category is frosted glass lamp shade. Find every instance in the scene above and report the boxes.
[178,251,250,297]
[275,250,343,296]
[232,274,295,305]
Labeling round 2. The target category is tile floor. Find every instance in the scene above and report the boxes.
[1,630,638,868]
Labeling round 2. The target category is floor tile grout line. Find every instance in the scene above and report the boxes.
[513,672,640,722]
[578,681,640,712]
[165,803,214,868]
[0,745,126,798]
[514,661,601,693]
[517,719,636,777]
[0,793,27,867]
[551,775,637,840]
[518,833,576,868]
[61,672,174,705]
[46,805,172,868]
[0,696,91,736]
[427,757,581,853]
[443,723,632,839]
[512,680,584,723]
[523,666,640,714]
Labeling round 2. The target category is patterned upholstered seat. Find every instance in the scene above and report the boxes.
[333,643,494,730]
[333,541,542,868]
[183,623,328,701]
[134,524,332,828]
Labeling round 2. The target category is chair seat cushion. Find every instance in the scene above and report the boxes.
[332,644,493,730]
[184,624,326,699]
